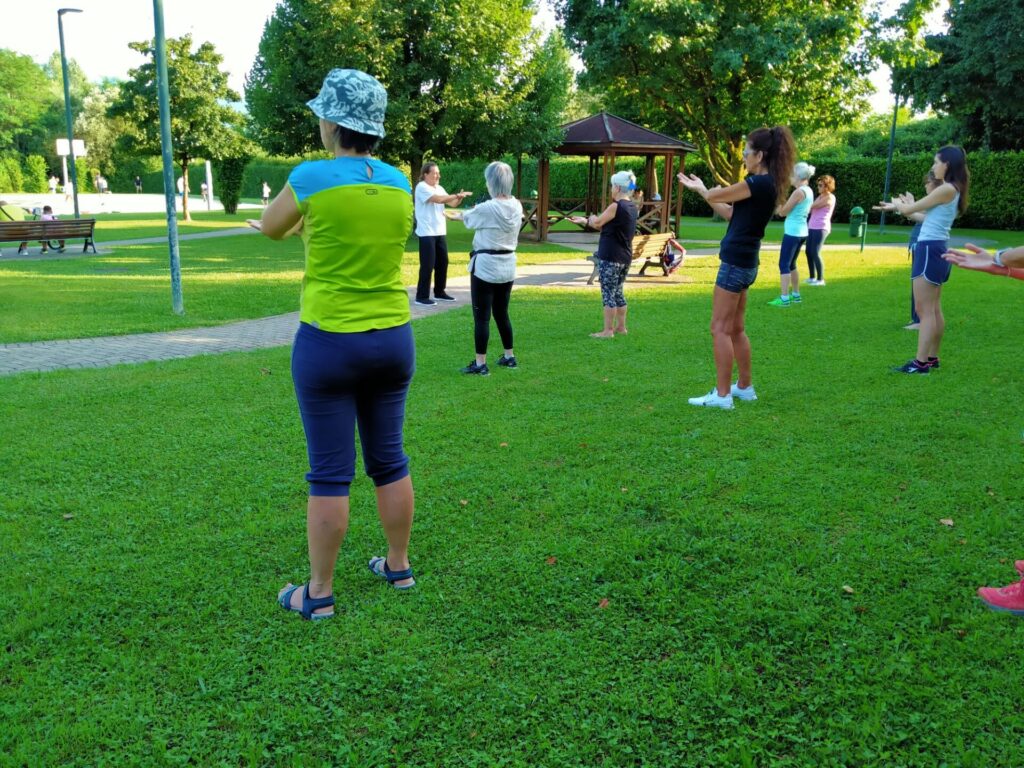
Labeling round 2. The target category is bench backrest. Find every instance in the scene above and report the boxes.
[0,218,96,240]
[631,232,675,259]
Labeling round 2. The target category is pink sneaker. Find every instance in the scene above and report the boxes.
[978,578,1024,616]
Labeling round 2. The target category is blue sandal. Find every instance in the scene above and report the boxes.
[277,583,335,620]
[368,557,416,590]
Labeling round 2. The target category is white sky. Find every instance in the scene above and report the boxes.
[1,0,944,116]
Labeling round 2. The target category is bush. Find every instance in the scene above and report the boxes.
[213,156,250,214]
[22,156,48,194]
[2,157,24,193]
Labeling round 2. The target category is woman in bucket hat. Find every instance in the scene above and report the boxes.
[248,69,418,619]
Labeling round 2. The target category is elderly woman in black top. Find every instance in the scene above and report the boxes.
[678,126,796,409]
[571,170,638,338]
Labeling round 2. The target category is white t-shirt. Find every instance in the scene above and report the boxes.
[414,181,448,237]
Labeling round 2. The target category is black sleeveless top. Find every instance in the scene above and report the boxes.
[596,199,638,265]
[719,174,776,268]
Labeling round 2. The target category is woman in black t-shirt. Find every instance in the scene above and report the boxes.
[570,170,639,338]
[678,126,796,409]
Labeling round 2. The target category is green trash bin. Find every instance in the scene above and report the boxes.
[849,206,867,252]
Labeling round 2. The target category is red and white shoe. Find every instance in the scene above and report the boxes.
[978,578,1024,616]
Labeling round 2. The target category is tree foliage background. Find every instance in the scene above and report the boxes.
[245,0,573,180]
[557,0,876,185]
[108,35,247,219]
[901,0,1024,151]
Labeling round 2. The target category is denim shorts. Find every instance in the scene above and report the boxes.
[716,261,759,293]
[911,239,952,285]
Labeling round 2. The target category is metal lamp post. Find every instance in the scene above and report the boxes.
[57,8,83,219]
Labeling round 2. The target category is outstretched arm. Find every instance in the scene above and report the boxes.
[247,184,303,239]
[943,243,1024,280]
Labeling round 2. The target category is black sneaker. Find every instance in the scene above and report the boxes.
[927,356,940,369]
[414,298,437,307]
[894,359,930,374]
[461,361,490,376]
[497,355,517,368]
[434,293,457,302]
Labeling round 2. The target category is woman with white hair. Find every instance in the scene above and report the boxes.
[570,170,638,338]
[768,161,815,307]
[450,161,524,375]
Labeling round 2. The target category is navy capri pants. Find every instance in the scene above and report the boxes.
[291,322,415,496]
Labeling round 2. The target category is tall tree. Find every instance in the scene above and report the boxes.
[0,50,52,152]
[108,35,246,220]
[902,0,1024,151]
[245,0,569,180]
[558,0,874,185]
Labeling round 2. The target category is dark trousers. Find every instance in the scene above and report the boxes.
[416,235,449,300]
[470,275,514,355]
[805,228,826,280]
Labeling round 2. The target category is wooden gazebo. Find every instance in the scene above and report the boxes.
[521,112,698,242]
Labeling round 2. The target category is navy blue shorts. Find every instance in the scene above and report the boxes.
[911,239,952,285]
[715,261,759,293]
[779,234,806,274]
[291,322,415,496]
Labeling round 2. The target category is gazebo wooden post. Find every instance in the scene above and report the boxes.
[516,155,522,199]
[538,157,551,242]
[644,156,655,204]
[600,152,610,210]
[660,152,674,232]
[674,154,685,230]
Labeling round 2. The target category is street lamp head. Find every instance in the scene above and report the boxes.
[58,8,83,16]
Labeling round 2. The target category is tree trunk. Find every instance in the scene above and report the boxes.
[180,159,191,222]
[409,157,422,188]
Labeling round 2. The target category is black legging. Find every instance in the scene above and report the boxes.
[470,275,513,355]
[805,228,826,281]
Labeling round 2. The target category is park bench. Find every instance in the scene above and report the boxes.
[0,218,98,254]
[586,231,683,285]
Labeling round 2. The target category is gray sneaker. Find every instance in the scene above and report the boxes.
[687,389,734,409]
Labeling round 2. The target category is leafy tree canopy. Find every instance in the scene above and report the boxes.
[557,0,875,185]
[0,49,53,150]
[245,0,572,180]
[108,35,248,219]
[901,0,1024,151]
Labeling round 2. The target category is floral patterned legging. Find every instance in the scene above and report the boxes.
[598,260,629,308]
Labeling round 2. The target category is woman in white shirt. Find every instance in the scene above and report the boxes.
[449,162,523,375]
[414,163,470,306]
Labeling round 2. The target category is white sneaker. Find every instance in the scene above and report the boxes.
[730,382,757,401]
[814,279,825,286]
[688,389,734,409]
[802,278,815,284]
[17,248,28,256]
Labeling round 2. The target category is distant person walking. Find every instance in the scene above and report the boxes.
[768,161,814,307]
[570,170,638,338]
[804,174,836,286]
[449,161,524,376]
[48,175,59,195]
[875,145,970,374]
[247,68,419,619]
[261,180,271,206]
[176,176,184,197]
[413,162,470,306]
[134,175,143,194]
[678,125,797,409]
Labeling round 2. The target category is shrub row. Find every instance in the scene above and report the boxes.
[437,152,1024,229]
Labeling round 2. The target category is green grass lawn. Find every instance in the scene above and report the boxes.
[2,251,1023,765]
[0,223,578,343]
[93,211,258,242]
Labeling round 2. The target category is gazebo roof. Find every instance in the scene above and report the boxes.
[555,111,698,156]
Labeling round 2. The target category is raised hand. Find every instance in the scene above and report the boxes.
[942,243,992,270]
[677,173,707,193]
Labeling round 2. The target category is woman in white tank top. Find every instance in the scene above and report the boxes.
[876,146,970,375]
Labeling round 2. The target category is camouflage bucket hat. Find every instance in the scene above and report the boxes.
[306,69,387,138]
